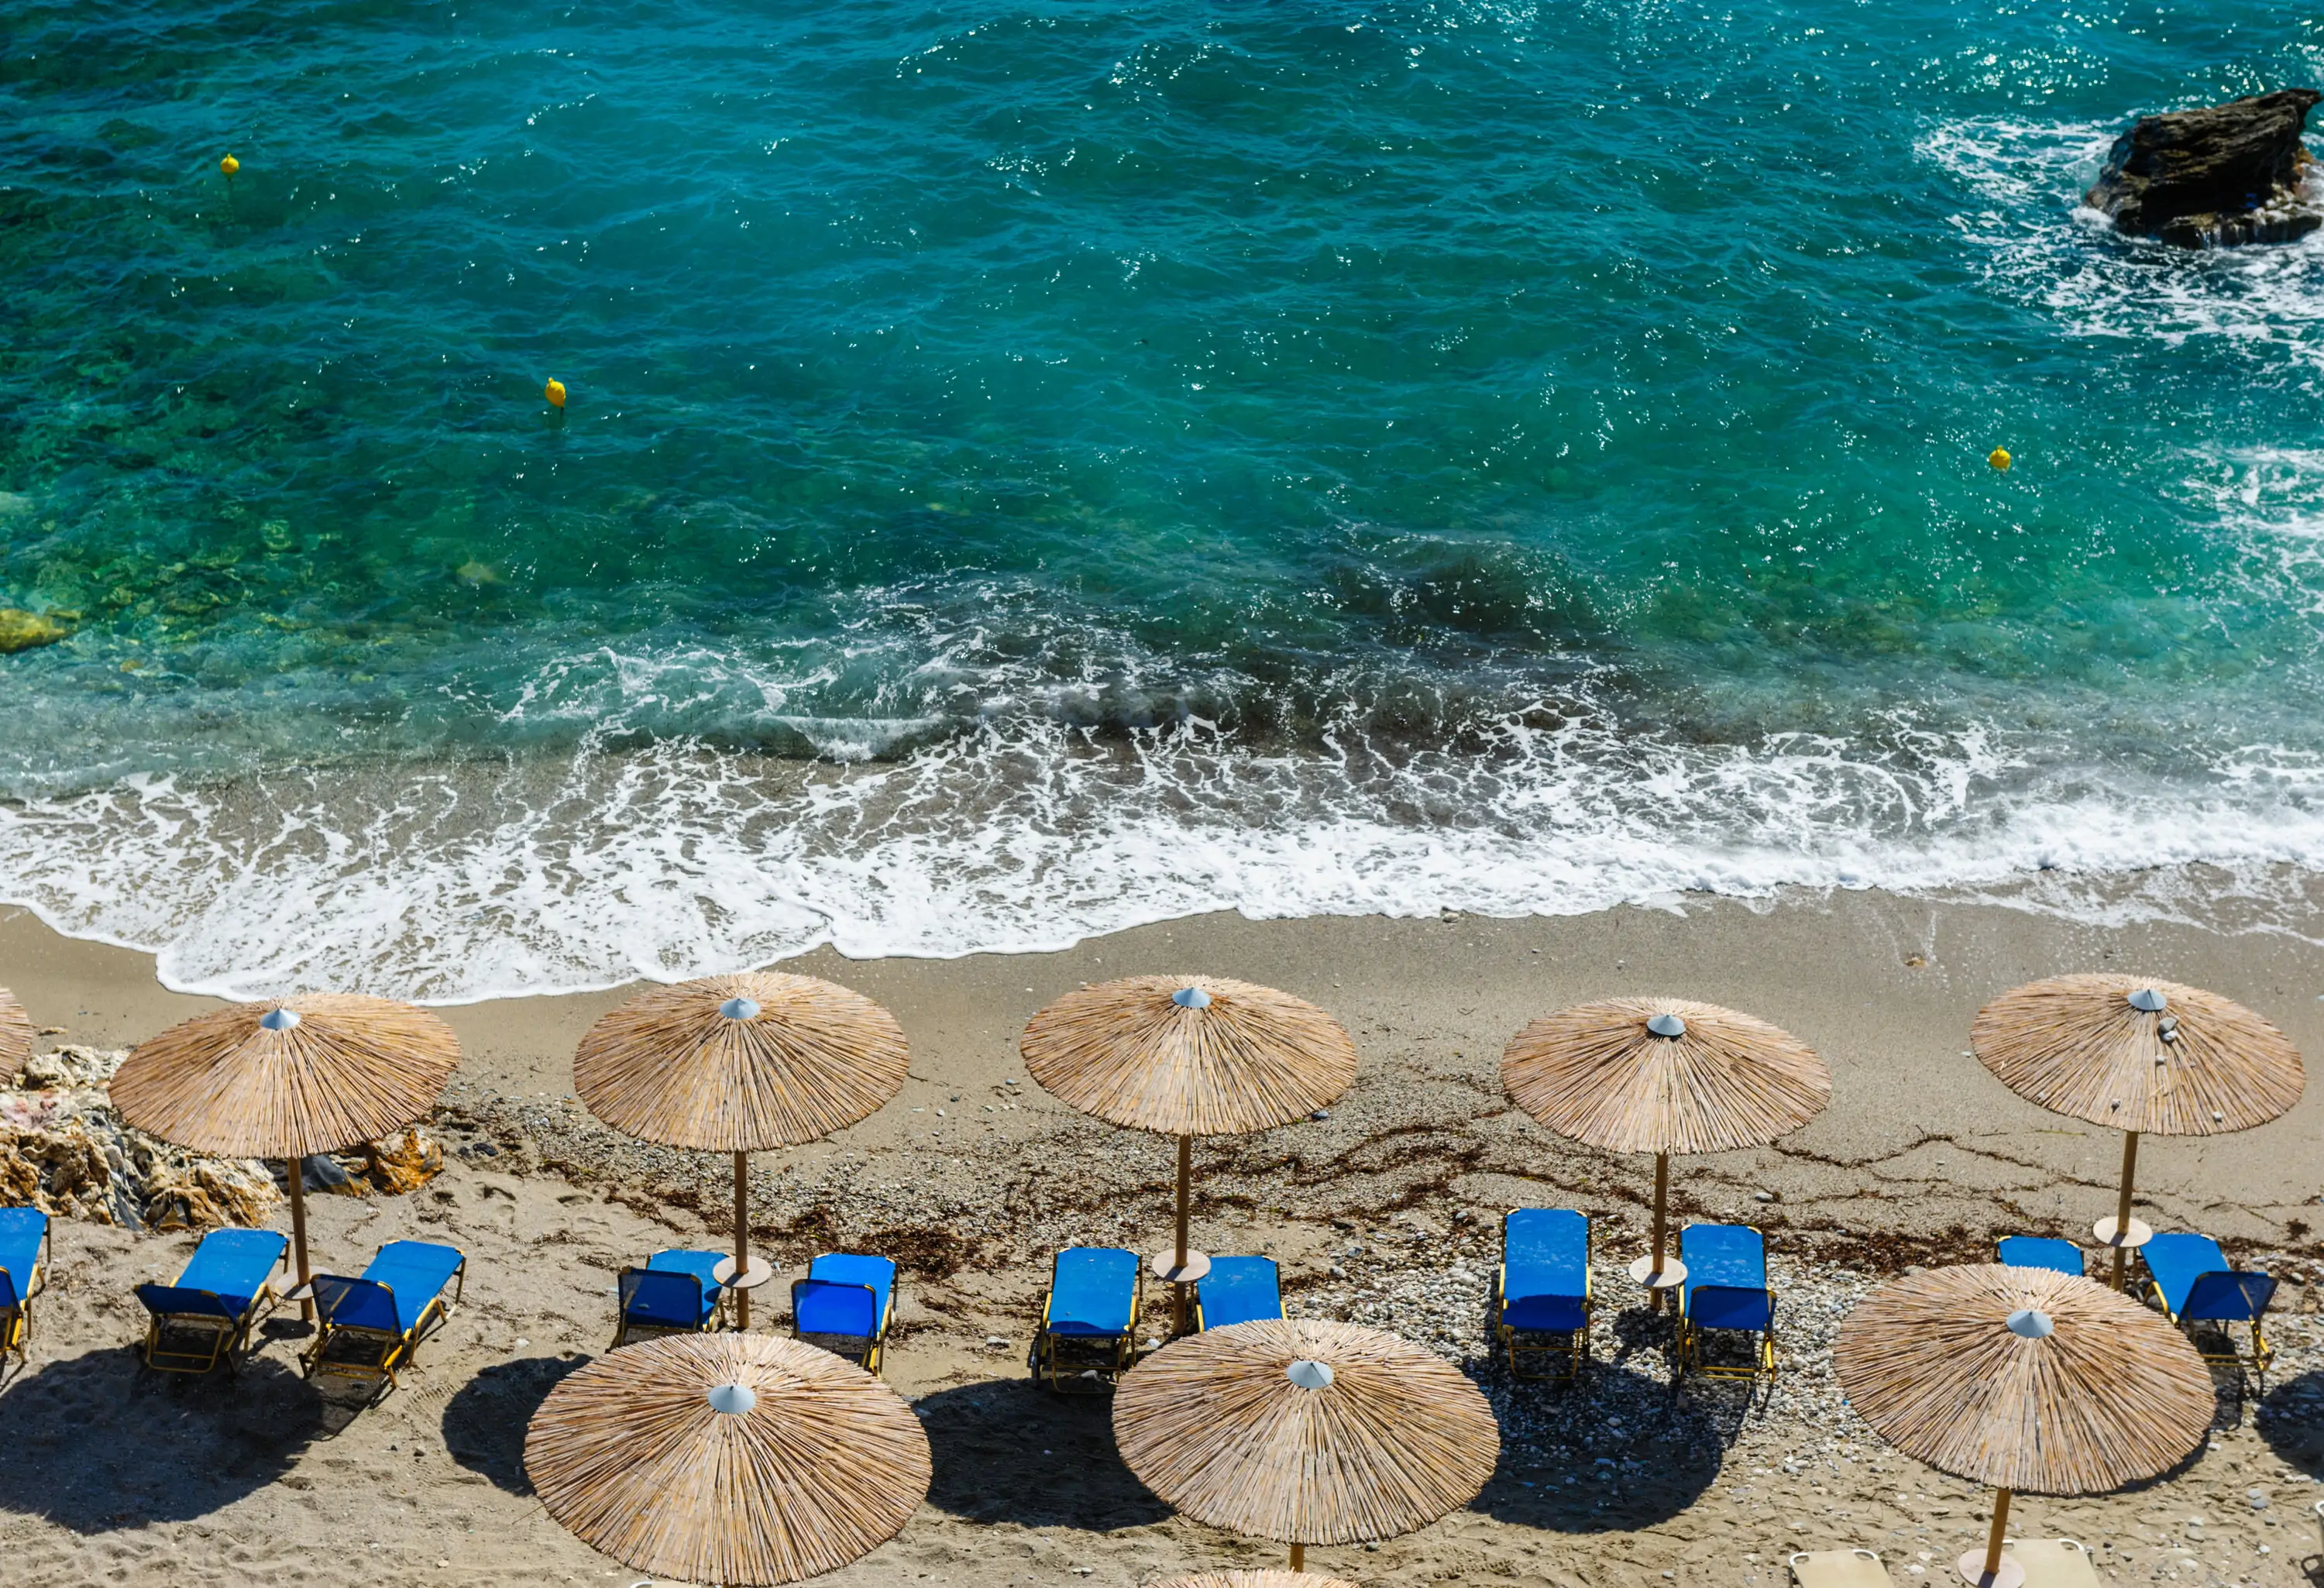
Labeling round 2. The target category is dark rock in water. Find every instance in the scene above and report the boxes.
[2085,88,2324,246]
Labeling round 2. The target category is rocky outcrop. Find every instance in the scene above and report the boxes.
[0,1044,445,1232]
[2085,88,2323,246]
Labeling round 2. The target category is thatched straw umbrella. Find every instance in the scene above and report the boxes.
[110,994,461,1314]
[576,971,908,1328]
[1834,1264,2210,1588]
[1022,974,1356,1336]
[1114,1318,1497,1573]
[1151,1573,1361,1588]
[1502,997,1828,1300]
[1972,974,2303,1288]
[0,986,32,1088]
[526,1332,930,1586]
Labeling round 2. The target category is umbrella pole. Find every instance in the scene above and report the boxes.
[1171,1133,1192,1336]
[1971,1487,2012,1584]
[287,1159,312,1323]
[2108,1131,2139,1292]
[734,1150,753,1330]
[1651,1151,1671,1308]
[1289,1542,1305,1573]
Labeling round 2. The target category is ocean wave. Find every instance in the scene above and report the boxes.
[1919,113,2324,375]
[2,706,2322,1003]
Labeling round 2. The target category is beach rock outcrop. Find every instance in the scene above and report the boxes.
[2085,89,2323,246]
[0,1043,445,1232]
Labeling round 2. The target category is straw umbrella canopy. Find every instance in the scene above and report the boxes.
[1834,1264,2210,1588]
[110,993,461,1308]
[576,971,909,1326]
[1022,974,1356,1332]
[1972,974,2303,1287]
[526,1332,930,1586]
[1502,997,1829,1295]
[0,986,32,1088]
[1114,1318,1497,1573]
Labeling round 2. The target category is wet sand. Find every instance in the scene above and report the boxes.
[1,887,2321,1586]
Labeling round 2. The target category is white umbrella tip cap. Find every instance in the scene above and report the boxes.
[719,997,761,1021]
[2127,988,2168,1013]
[706,1382,758,1415]
[260,1007,301,1031]
[1285,1359,1335,1390]
[2006,1307,2054,1339]
[1172,987,1212,1009]
[1646,1012,1687,1038]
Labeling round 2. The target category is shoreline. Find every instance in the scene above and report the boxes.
[8,882,2322,1243]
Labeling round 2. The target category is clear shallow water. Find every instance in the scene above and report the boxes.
[3,1,2324,998]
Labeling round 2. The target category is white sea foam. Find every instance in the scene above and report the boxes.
[1,698,2322,1003]
[1919,114,2324,376]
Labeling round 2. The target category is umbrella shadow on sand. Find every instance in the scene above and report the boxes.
[914,1377,1171,1531]
[0,1346,325,1531]
[441,1353,590,1493]
[2254,1366,2324,1477]
[1470,1347,1723,1535]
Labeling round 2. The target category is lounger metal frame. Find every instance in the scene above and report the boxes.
[1676,1294,1779,1381]
[611,1267,726,1349]
[1675,1224,1778,1383]
[301,1256,466,1397]
[792,1279,891,1377]
[1029,1264,1143,1394]
[140,1281,286,1375]
[0,1216,48,1370]
[2144,1270,2274,1376]
[1494,1212,1592,1383]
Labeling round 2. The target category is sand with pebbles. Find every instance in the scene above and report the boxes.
[1,887,2322,1586]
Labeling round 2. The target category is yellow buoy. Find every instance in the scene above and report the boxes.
[545,378,567,410]
[220,153,239,177]
[1988,447,2012,471]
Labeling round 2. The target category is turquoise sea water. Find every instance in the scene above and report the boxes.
[4,1,2324,998]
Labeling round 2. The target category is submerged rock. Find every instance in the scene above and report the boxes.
[2086,88,2323,246]
[0,609,69,653]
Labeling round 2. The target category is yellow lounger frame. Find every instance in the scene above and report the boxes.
[1029,1271,1142,1393]
[301,1262,466,1399]
[1494,1210,1592,1383]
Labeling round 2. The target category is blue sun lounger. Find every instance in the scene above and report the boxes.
[2142,1232,2276,1373]
[1030,1246,1140,1391]
[1677,1222,1776,1381]
[0,1206,49,1370]
[1494,1208,1591,1381]
[1195,1256,1283,1330]
[302,1239,466,1397]
[793,1253,899,1375]
[1996,1236,2085,1277]
[135,1228,289,1373]
[614,1248,727,1347]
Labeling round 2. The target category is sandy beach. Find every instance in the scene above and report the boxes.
[2,885,2321,1587]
